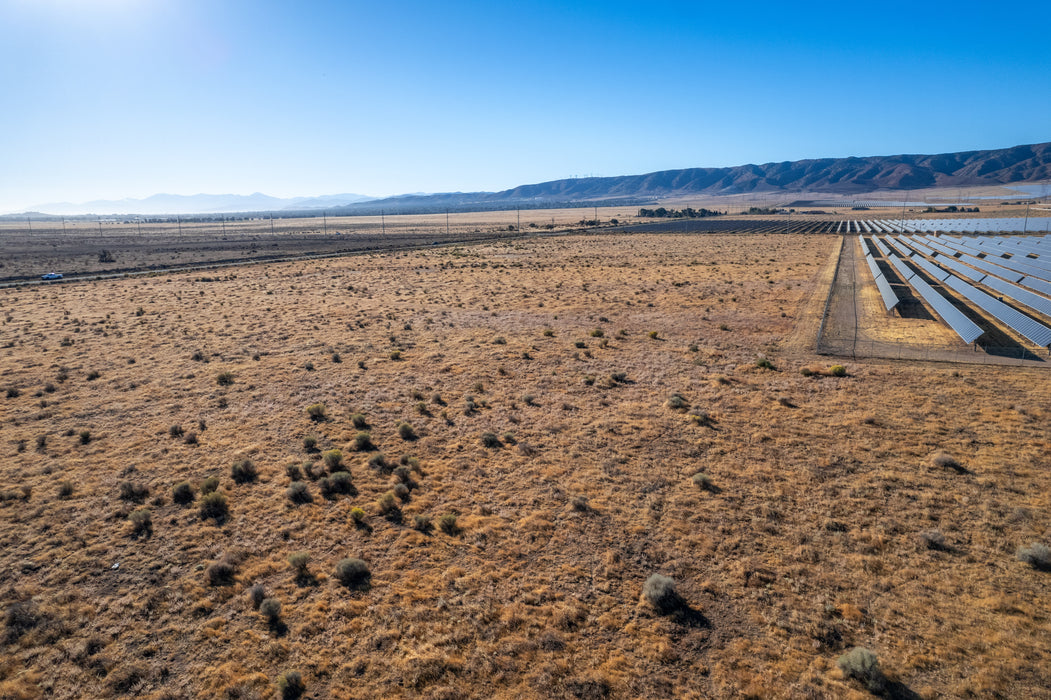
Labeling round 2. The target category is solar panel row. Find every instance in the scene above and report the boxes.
[942,274,1051,347]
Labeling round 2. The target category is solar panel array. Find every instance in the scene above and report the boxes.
[942,274,1051,347]
[883,254,984,343]
[862,249,899,312]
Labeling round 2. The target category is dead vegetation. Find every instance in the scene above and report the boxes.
[0,232,1049,698]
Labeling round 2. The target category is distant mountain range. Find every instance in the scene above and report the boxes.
[19,192,375,217]
[12,141,1050,217]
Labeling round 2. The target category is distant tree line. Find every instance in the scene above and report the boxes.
[637,207,722,219]
[924,205,979,213]
[746,206,782,215]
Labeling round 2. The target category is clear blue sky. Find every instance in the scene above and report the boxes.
[1,0,1048,212]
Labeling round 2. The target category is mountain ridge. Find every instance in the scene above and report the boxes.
[11,141,1050,216]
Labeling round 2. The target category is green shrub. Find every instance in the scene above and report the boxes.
[119,481,149,503]
[201,476,220,494]
[206,555,237,586]
[755,358,775,370]
[368,453,390,472]
[319,471,353,499]
[350,413,368,429]
[397,422,417,441]
[829,365,847,377]
[216,371,234,386]
[836,647,885,693]
[322,448,343,471]
[1016,542,1051,570]
[57,481,74,499]
[302,435,318,452]
[78,430,91,445]
[306,403,327,422]
[412,514,432,532]
[377,491,399,517]
[438,513,459,535]
[641,574,679,613]
[648,331,659,339]
[260,598,281,623]
[287,551,310,576]
[542,328,555,337]
[277,670,305,700]
[353,431,374,451]
[350,507,366,524]
[480,432,501,449]
[800,367,813,377]
[692,473,713,491]
[169,424,184,438]
[231,459,258,484]
[334,558,370,588]
[248,583,266,609]
[128,508,152,538]
[287,481,311,504]
[590,328,604,338]
[199,492,229,522]
[388,349,402,361]
[393,483,410,501]
[172,481,194,505]
[666,393,688,410]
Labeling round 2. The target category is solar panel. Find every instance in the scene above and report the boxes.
[874,273,899,311]
[942,274,1051,347]
[908,274,984,344]
[913,255,951,281]
[1021,276,1051,296]
[980,275,1051,318]
[887,253,915,281]
[873,237,891,256]
[994,256,1051,282]
[886,237,911,257]
[865,253,883,281]
[957,254,1025,283]
[937,255,986,283]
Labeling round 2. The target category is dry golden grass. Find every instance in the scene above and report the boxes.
[1,232,1049,699]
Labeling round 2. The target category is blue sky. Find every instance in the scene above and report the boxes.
[1,0,1048,212]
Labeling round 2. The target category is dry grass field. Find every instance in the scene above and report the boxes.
[1,232,1049,699]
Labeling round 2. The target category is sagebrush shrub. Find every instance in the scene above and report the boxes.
[231,459,258,484]
[397,422,417,440]
[642,574,679,613]
[836,647,885,693]
[322,448,343,471]
[306,403,327,422]
[287,481,311,504]
[1016,542,1051,570]
[277,670,305,700]
[438,513,459,535]
[201,476,220,494]
[172,481,194,505]
[128,508,152,538]
[334,558,370,588]
[353,431,374,451]
[199,491,229,522]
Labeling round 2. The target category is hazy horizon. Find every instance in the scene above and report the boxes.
[2,0,1049,214]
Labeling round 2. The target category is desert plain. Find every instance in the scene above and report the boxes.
[1,230,1049,699]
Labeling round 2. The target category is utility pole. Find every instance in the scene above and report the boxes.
[381,210,385,235]
[62,218,66,234]
[323,211,328,235]
[177,215,182,235]
[1024,201,1030,234]
[446,209,450,236]
[517,207,520,231]
[270,213,275,235]
[221,217,226,236]
[98,218,103,235]
[137,219,141,236]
